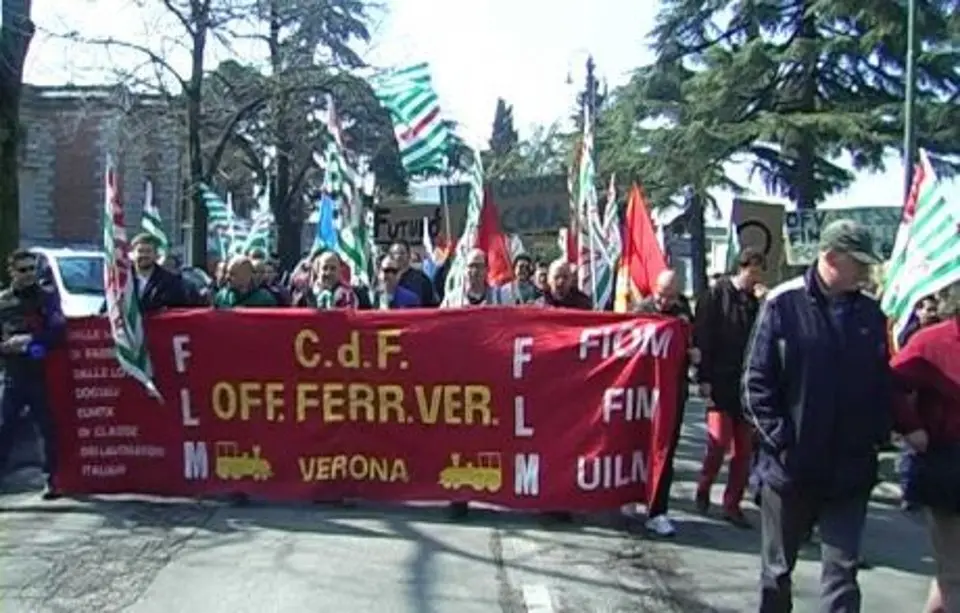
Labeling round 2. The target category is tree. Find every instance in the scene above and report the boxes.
[65,0,246,265]
[0,0,35,274]
[633,0,960,209]
[489,98,518,155]
[207,0,397,267]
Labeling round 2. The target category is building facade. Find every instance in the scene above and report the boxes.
[17,85,183,249]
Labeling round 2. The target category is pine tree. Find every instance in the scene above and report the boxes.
[489,98,519,155]
[614,0,960,209]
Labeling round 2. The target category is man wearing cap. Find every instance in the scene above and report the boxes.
[742,219,892,613]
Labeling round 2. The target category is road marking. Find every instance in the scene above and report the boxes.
[521,584,555,613]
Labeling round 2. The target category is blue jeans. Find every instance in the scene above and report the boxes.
[0,378,58,484]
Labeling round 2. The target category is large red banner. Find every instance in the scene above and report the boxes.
[47,309,687,511]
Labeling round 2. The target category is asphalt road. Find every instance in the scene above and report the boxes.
[0,398,935,613]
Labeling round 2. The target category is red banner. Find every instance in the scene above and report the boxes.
[47,309,687,511]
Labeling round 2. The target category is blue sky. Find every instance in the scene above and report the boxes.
[24,0,932,217]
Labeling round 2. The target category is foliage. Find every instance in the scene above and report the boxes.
[606,0,960,209]
[489,98,519,155]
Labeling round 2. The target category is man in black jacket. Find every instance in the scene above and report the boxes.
[0,249,66,499]
[131,234,190,312]
[693,248,764,528]
[743,220,890,613]
[634,269,694,537]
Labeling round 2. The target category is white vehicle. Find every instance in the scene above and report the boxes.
[30,248,106,318]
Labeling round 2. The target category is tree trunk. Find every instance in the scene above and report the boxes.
[268,0,301,270]
[0,0,34,283]
[688,189,708,297]
[792,2,818,210]
[188,3,210,265]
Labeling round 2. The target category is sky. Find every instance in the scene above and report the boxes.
[22,0,940,218]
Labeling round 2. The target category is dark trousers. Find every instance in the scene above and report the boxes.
[759,483,868,613]
[648,394,686,517]
[0,379,58,484]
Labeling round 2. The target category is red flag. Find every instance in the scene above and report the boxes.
[476,187,514,285]
[613,184,667,311]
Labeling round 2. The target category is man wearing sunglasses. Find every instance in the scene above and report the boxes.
[0,249,66,499]
[374,255,420,310]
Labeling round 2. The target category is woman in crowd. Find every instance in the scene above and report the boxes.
[890,281,960,613]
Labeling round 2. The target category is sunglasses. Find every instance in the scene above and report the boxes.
[381,267,398,274]
[14,266,35,274]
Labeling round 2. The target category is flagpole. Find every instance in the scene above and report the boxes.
[902,0,917,201]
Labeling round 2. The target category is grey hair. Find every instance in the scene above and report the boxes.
[937,281,960,318]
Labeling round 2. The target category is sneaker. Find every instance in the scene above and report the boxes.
[644,514,676,537]
[694,489,710,515]
[41,483,61,501]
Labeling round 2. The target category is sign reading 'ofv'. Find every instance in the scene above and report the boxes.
[784,207,901,264]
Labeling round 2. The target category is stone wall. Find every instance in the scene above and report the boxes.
[18,85,184,249]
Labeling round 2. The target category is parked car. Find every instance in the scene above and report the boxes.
[30,247,106,318]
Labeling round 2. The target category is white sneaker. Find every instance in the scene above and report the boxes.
[645,514,676,537]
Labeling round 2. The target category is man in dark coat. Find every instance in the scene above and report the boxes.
[633,268,694,537]
[693,247,764,527]
[743,220,891,612]
[0,249,66,499]
[130,233,190,312]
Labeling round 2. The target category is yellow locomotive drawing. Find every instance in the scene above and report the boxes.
[437,452,502,493]
[214,442,273,481]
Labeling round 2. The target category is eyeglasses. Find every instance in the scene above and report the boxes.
[14,266,35,274]
[381,268,398,274]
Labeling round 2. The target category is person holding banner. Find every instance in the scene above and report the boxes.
[538,260,591,310]
[130,233,190,312]
[440,249,517,308]
[634,269,694,537]
[743,219,889,613]
[213,257,278,308]
[0,249,66,500]
[292,251,359,309]
[373,255,420,309]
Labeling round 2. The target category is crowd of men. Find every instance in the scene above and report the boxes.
[2,218,958,613]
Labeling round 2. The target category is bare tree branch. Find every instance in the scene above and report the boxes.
[58,33,188,89]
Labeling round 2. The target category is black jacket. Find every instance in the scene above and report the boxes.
[742,268,893,497]
[693,278,760,418]
[134,266,190,313]
[0,284,66,381]
[399,268,438,307]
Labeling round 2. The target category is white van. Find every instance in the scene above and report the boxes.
[30,248,106,318]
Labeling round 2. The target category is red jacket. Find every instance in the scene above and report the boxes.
[890,317,960,444]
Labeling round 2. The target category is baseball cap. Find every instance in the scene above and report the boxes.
[818,219,881,265]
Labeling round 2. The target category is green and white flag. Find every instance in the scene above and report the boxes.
[103,158,161,400]
[444,152,485,303]
[575,103,609,309]
[322,93,375,286]
[140,180,169,256]
[239,187,274,255]
[882,149,960,341]
[372,63,452,175]
[200,183,233,258]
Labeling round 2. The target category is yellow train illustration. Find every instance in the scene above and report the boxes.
[214,442,273,481]
[438,452,502,493]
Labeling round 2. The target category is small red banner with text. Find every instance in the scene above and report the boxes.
[48,308,686,511]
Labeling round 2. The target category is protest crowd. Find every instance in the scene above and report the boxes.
[1,67,959,613]
[2,216,960,612]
